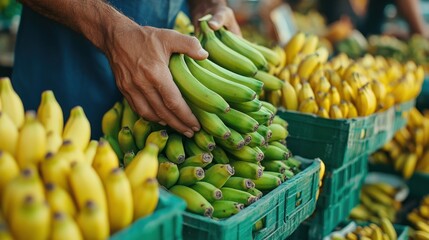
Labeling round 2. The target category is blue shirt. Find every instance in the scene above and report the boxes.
[12,0,186,138]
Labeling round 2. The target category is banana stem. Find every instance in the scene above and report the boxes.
[200,21,215,38]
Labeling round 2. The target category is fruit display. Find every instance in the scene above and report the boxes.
[330,219,400,240]
[370,107,429,179]
[407,195,429,240]
[349,182,403,224]
[263,32,425,119]
[0,77,159,239]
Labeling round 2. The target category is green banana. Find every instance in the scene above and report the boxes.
[241,133,252,146]
[195,58,263,94]
[224,177,255,191]
[285,157,301,168]
[272,116,288,128]
[200,20,257,76]
[247,187,263,198]
[217,27,268,70]
[253,174,282,191]
[177,166,205,186]
[247,107,273,125]
[121,98,139,129]
[202,164,235,188]
[183,138,207,156]
[261,101,277,115]
[260,145,288,160]
[229,98,262,113]
[225,145,264,162]
[269,141,288,152]
[212,200,244,219]
[187,101,231,139]
[169,185,214,217]
[101,104,121,138]
[250,42,281,66]
[256,124,272,141]
[193,129,216,152]
[112,101,123,114]
[215,128,245,150]
[254,71,284,90]
[118,127,138,154]
[253,219,264,232]
[169,53,229,114]
[133,118,152,149]
[284,169,295,179]
[230,160,263,179]
[217,108,259,133]
[221,187,258,206]
[267,124,288,142]
[165,133,185,164]
[104,135,123,159]
[264,171,286,182]
[261,160,288,173]
[158,154,170,163]
[190,182,223,203]
[247,131,266,147]
[180,153,213,168]
[123,151,135,167]
[185,56,256,103]
[145,130,169,152]
[157,161,180,189]
[211,147,229,164]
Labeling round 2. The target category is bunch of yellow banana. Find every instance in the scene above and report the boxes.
[173,11,194,35]
[0,78,160,239]
[371,107,429,179]
[264,32,424,119]
[330,219,398,240]
[349,182,402,224]
[407,195,429,240]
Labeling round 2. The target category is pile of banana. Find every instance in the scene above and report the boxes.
[264,32,425,119]
[407,195,429,240]
[371,107,429,179]
[0,77,160,239]
[331,219,398,240]
[349,182,402,224]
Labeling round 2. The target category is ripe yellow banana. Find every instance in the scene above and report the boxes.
[0,112,18,156]
[339,100,349,118]
[340,80,356,103]
[317,107,329,118]
[316,91,331,110]
[329,105,343,119]
[63,106,91,151]
[299,97,318,114]
[55,140,86,164]
[37,90,63,135]
[300,34,319,55]
[0,77,24,128]
[297,54,320,80]
[314,76,331,93]
[50,212,83,240]
[370,79,387,103]
[380,217,397,240]
[298,82,316,103]
[92,139,120,178]
[125,143,159,190]
[402,153,418,179]
[102,102,122,138]
[40,153,71,192]
[328,86,341,106]
[356,84,377,116]
[284,32,306,65]
[315,46,330,63]
[280,81,298,111]
[84,140,98,164]
[45,183,77,217]
[15,111,46,168]
[132,178,159,220]
[0,151,19,198]
[46,131,63,154]
[76,200,109,240]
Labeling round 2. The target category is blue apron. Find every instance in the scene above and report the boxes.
[12,0,186,138]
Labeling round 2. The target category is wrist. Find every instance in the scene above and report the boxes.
[188,0,227,18]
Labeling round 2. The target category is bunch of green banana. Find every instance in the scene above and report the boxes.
[330,219,398,240]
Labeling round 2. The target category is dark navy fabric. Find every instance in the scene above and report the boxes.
[13,0,185,138]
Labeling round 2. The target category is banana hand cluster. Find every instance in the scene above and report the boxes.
[265,32,424,119]
[371,107,429,179]
[0,78,159,239]
[349,182,402,224]
[407,195,429,240]
[331,220,398,240]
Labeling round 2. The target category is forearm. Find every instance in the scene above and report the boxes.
[395,0,428,36]
[188,0,227,18]
[18,0,133,51]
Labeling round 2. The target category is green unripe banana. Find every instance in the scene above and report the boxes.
[223,177,255,191]
[215,128,245,150]
[118,126,138,154]
[254,71,284,91]
[104,135,123,159]
[217,108,259,134]
[246,188,263,198]
[180,153,213,168]
[165,133,185,164]
[241,133,252,146]
[268,124,288,142]
[145,130,169,152]
[211,147,229,164]
[202,164,235,188]
[272,116,288,128]
[177,166,205,186]
[190,182,223,203]
[212,200,244,219]
[224,146,264,162]
[261,101,277,115]
[269,141,288,152]
[228,98,262,113]
[250,42,281,67]
[253,174,282,191]
[183,138,207,156]
[169,185,213,217]
[158,154,170,163]
[247,131,266,147]
[187,102,231,140]
[123,151,136,167]
[247,107,273,125]
[284,169,295,179]
[285,157,301,168]
[121,98,139,129]
[193,129,216,152]
[253,219,264,232]
[256,124,272,142]
[261,160,287,173]
[260,145,288,160]
[133,118,152,149]
[158,161,180,189]
[221,187,258,206]
[230,160,263,179]
[264,171,286,182]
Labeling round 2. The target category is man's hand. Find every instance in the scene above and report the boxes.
[104,21,208,138]
[189,0,241,36]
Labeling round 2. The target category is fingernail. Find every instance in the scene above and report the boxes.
[209,20,219,28]
[159,121,167,126]
[184,131,193,138]
[198,48,208,57]
[192,126,200,132]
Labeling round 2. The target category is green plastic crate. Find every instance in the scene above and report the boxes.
[416,77,429,110]
[181,157,321,240]
[318,154,368,208]
[276,109,393,168]
[393,99,416,132]
[323,222,408,240]
[110,189,186,240]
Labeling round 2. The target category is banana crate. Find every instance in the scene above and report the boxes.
[276,108,394,169]
[416,76,429,110]
[322,221,409,240]
[111,189,186,240]
[318,154,368,208]
[393,99,416,132]
[181,157,320,240]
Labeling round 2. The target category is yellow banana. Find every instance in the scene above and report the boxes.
[0,77,24,128]
[40,153,71,193]
[0,151,19,198]
[409,107,425,128]
[382,93,395,110]
[339,100,349,118]
[328,86,341,106]
[55,140,86,164]
[76,200,109,240]
[402,153,418,179]
[45,183,76,217]
[325,69,342,89]
[299,97,318,114]
[284,32,306,65]
[50,212,83,240]
[315,46,329,63]
[340,81,356,103]
[278,67,290,82]
[92,139,119,178]
[84,140,98,164]
[0,112,18,157]
[125,143,159,190]
[309,69,324,90]
[15,111,47,168]
[265,90,281,107]
[356,84,377,116]
[371,79,387,103]
[101,102,122,138]
[300,34,319,55]
[329,105,343,119]
[297,53,320,80]
[416,150,429,172]
[63,106,91,151]
[317,107,329,118]
[315,91,331,110]
[298,81,316,103]
[45,131,63,154]
[37,90,63,135]
[132,178,159,220]
[314,76,331,93]
[415,230,429,240]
